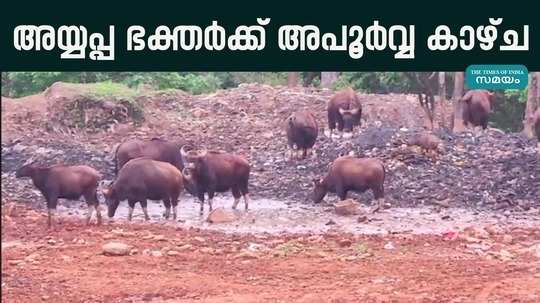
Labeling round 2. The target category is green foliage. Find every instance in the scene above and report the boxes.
[492,89,527,132]
[81,82,144,123]
[333,72,412,93]
[0,71,530,132]
[83,81,139,99]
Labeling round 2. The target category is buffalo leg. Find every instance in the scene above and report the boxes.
[171,201,178,220]
[207,191,214,212]
[162,198,171,219]
[45,195,58,229]
[372,185,386,213]
[243,194,251,211]
[170,193,179,220]
[127,200,136,221]
[85,204,94,225]
[140,200,150,221]
[301,148,308,159]
[198,192,205,215]
[326,111,337,138]
[335,184,347,201]
[239,180,250,211]
[95,205,102,225]
[83,191,99,225]
[231,187,241,210]
[335,116,345,139]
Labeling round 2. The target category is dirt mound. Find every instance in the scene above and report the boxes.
[1,93,49,141]
[43,82,144,133]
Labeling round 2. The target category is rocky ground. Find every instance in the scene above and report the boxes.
[2,205,540,303]
[2,83,540,302]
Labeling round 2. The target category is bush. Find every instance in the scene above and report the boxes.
[332,72,412,93]
[82,82,144,123]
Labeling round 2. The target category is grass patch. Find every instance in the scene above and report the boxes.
[83,82,139,100]
[80,82,144,123]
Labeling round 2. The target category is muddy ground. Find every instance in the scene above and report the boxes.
[2,206,540,303]
[2,83,540,302]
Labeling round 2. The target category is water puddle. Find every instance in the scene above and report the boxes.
[57,194,540,235]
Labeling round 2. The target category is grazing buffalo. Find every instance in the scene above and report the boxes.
[407,132,443,155]
[326,88,362,139]
[181,147,251,214]
[16,163,101,228]
[114,138,184,175]
[461,90,495,130]
[312,156,386,211]
[103,158,184,221]
[285,110,318,160]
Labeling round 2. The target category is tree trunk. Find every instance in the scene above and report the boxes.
[452,72,466,133]
[438,72,447,129]
[321,72,339,88]
[287,72,299,87]
[303,72,319,87]
[452,72,464,100]
[523,73,539,138]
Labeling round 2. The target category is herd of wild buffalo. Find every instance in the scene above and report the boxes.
[14,88,540,228]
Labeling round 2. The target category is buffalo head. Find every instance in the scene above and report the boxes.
[338,107,361,132]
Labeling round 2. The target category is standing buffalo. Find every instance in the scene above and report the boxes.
[312,156,386,211]
[181,147,251,214]
[285,110,318,160]
[16,163,102,228]
[326,88,362,139]
[461,90,495,130]
[103,158,184,221]
[114,138,184,175]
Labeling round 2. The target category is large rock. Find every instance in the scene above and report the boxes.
[102,242,131,256]
[334,199,360,216]
[207,208,238,223]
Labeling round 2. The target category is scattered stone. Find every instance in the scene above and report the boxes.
[334,199,360,216]
[384,242,395,250]
[193,237,206,243]
[442,231,459,241]
[528,244,540,258]
[199,247,214,254]
[151,250,163,257]
[461,236,482,243]
[8,260,23,266]
[485,225,504,235]
[167,250,179,256]
[102,234,115,240]
[177,244,193,251]
[153,235,167,242]
[344,255,357,262]
[102,242,131,256]
[47,239,56,245]
[464,226,490,239]
[234,251,259,260]
[466,243,492,252]
[207,208,238,223]
[338,239,353,248]
[357,216,368,223]
[325,219,336,225]
[489,249,515,261]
